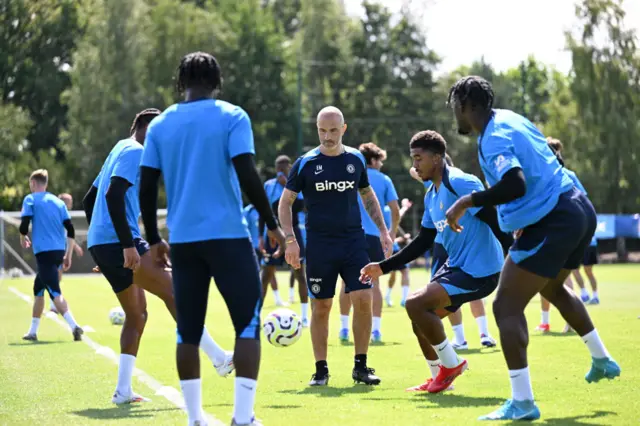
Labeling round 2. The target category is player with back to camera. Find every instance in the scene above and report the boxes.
[139,52,285,426]
[84,108,234,406]
[446,76,620,421]
[20,169,83,342]
[279,106,393,386]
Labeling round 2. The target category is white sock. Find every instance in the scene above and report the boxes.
[289,287,295,301]
[385,288,392,299]
[180,379,203,424]
[509,367,534,401]
[581,329,610,359]
[592,291,599,299]
[63,311,78,330]
[372,316,381,333]
[116,354,136,395]
[475,315,489,337]
[401,285,409,302]
[541,310,550,325]
[452,324,466,344]
[199,327,226,366]
[273,290,282,303]
[234,377,257,424]
[427,359,441,379]
[580,288,589,298]
[28,317,40,335]
[432,338,459,368]
[340,315,349,330]
[301,303,309,321]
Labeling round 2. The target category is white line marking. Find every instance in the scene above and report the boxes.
[8,286,224,426]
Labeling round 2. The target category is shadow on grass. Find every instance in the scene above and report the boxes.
[8,340,64,346]
[336,340,402,347]
[515,410,617,426]
[263,404,304,409]
[279,384,376,398]
[411,393,505,408]
[71,406,181,420]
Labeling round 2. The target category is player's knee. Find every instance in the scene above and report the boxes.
[311,299,332,317]
[404,294,423,318]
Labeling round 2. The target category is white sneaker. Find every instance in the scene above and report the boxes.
[275,300,289,307]
[193,419,209,426]
[112,390,150,405]
[480,334,497,348]
[452,340,468,350]
[301,318,309,328]
[385,295,393,307]
[231,416,263,425]
[215,351,235,377]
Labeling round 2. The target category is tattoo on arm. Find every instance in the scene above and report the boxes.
[278,189,298,237]
[359,186,387,233]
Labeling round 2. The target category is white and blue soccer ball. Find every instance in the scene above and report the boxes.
[263,308,302,347]
[109,307,125,326]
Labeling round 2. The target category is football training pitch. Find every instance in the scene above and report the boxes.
[1,264,638,425]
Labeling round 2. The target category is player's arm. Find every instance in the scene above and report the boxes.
[19,195,33,247]
[278,188,299,239]
[233,154,279,232]
[62,217,76,260]
[106,177,135,248]
[359,186,387,234]
[468,168,526,208]
[475,206,514,254]
[82,184,98,225]
[379,226,437,274]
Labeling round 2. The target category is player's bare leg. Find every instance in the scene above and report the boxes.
[447,308,468,348]
[371,279,383,342]
[584,265,599,304]
[23,295,45,341]
[400,268,410,306]
[350,288,379,385]
[261,265,283,305]
[572,268,591,302]
[295,267,309,327]
[135,252,234,376]
[49,269,63,314]
[338,281,351,341]
[405,282,467,393]
[406,309,454,392]
[386,270,397,307]
[309,298,332,385]
[469,299,496,347]
[289,270,296,303]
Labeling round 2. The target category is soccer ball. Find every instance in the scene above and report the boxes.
[109,307,125,325]
[263,308,302,347]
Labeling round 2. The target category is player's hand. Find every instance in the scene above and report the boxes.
[268,228,286,258]
[63,255,72,271]
[284,240,301,270]
[92,265,101,273]
[20,235,31,249]
[360,262,383,283]
[401,198,413,209]
[445,196,471,233]
[380,231,394,258]
[123,247,141,271]
[513,229,523,239]
[150,240,171,268]
[74,245,84,257]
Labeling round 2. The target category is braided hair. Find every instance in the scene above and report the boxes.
[447,75,494,111]
[130,108,161,135]
[176,51,223,95]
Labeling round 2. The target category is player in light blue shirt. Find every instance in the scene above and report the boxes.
[447,76,619,421]
[139,52,284,426]
[340,142,399,343]
[361,130,508,394]
[19,169,82,342]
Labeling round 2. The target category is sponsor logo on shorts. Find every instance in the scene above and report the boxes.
[310,277,322,294]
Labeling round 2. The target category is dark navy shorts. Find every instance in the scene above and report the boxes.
[306,232,373,299]
[432,262,499,313]
[263,227,305,267]
[89,238,150,294]
[254,247,263,264]
[430,243,448,277]
[583,246,598,266]
[365,234,385,263]
[510,188,597,279]
[34,250,65,298]
[170,238,262,345]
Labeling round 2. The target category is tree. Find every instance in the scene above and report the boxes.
[0,101,33,209]
[0,0,81,153]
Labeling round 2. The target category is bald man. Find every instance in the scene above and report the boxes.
[279,106,392,386]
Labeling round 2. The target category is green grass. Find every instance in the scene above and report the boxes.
[1,264,639,425]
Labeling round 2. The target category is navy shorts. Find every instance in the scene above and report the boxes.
[432,262,499,313]
[306,232,373,299]
[430,243,448,277]
[583,246,598,266]
[170,238,262,345]
[510,188,597,279]
[263,227,305,267]
[34,250,65,298]
[365,234,385,263]
[89,239,150,294]
[254,248,263,264]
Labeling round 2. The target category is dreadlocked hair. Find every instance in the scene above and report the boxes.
[130,108,161,135]
[447,75,494,111]
[176,51,222,95]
